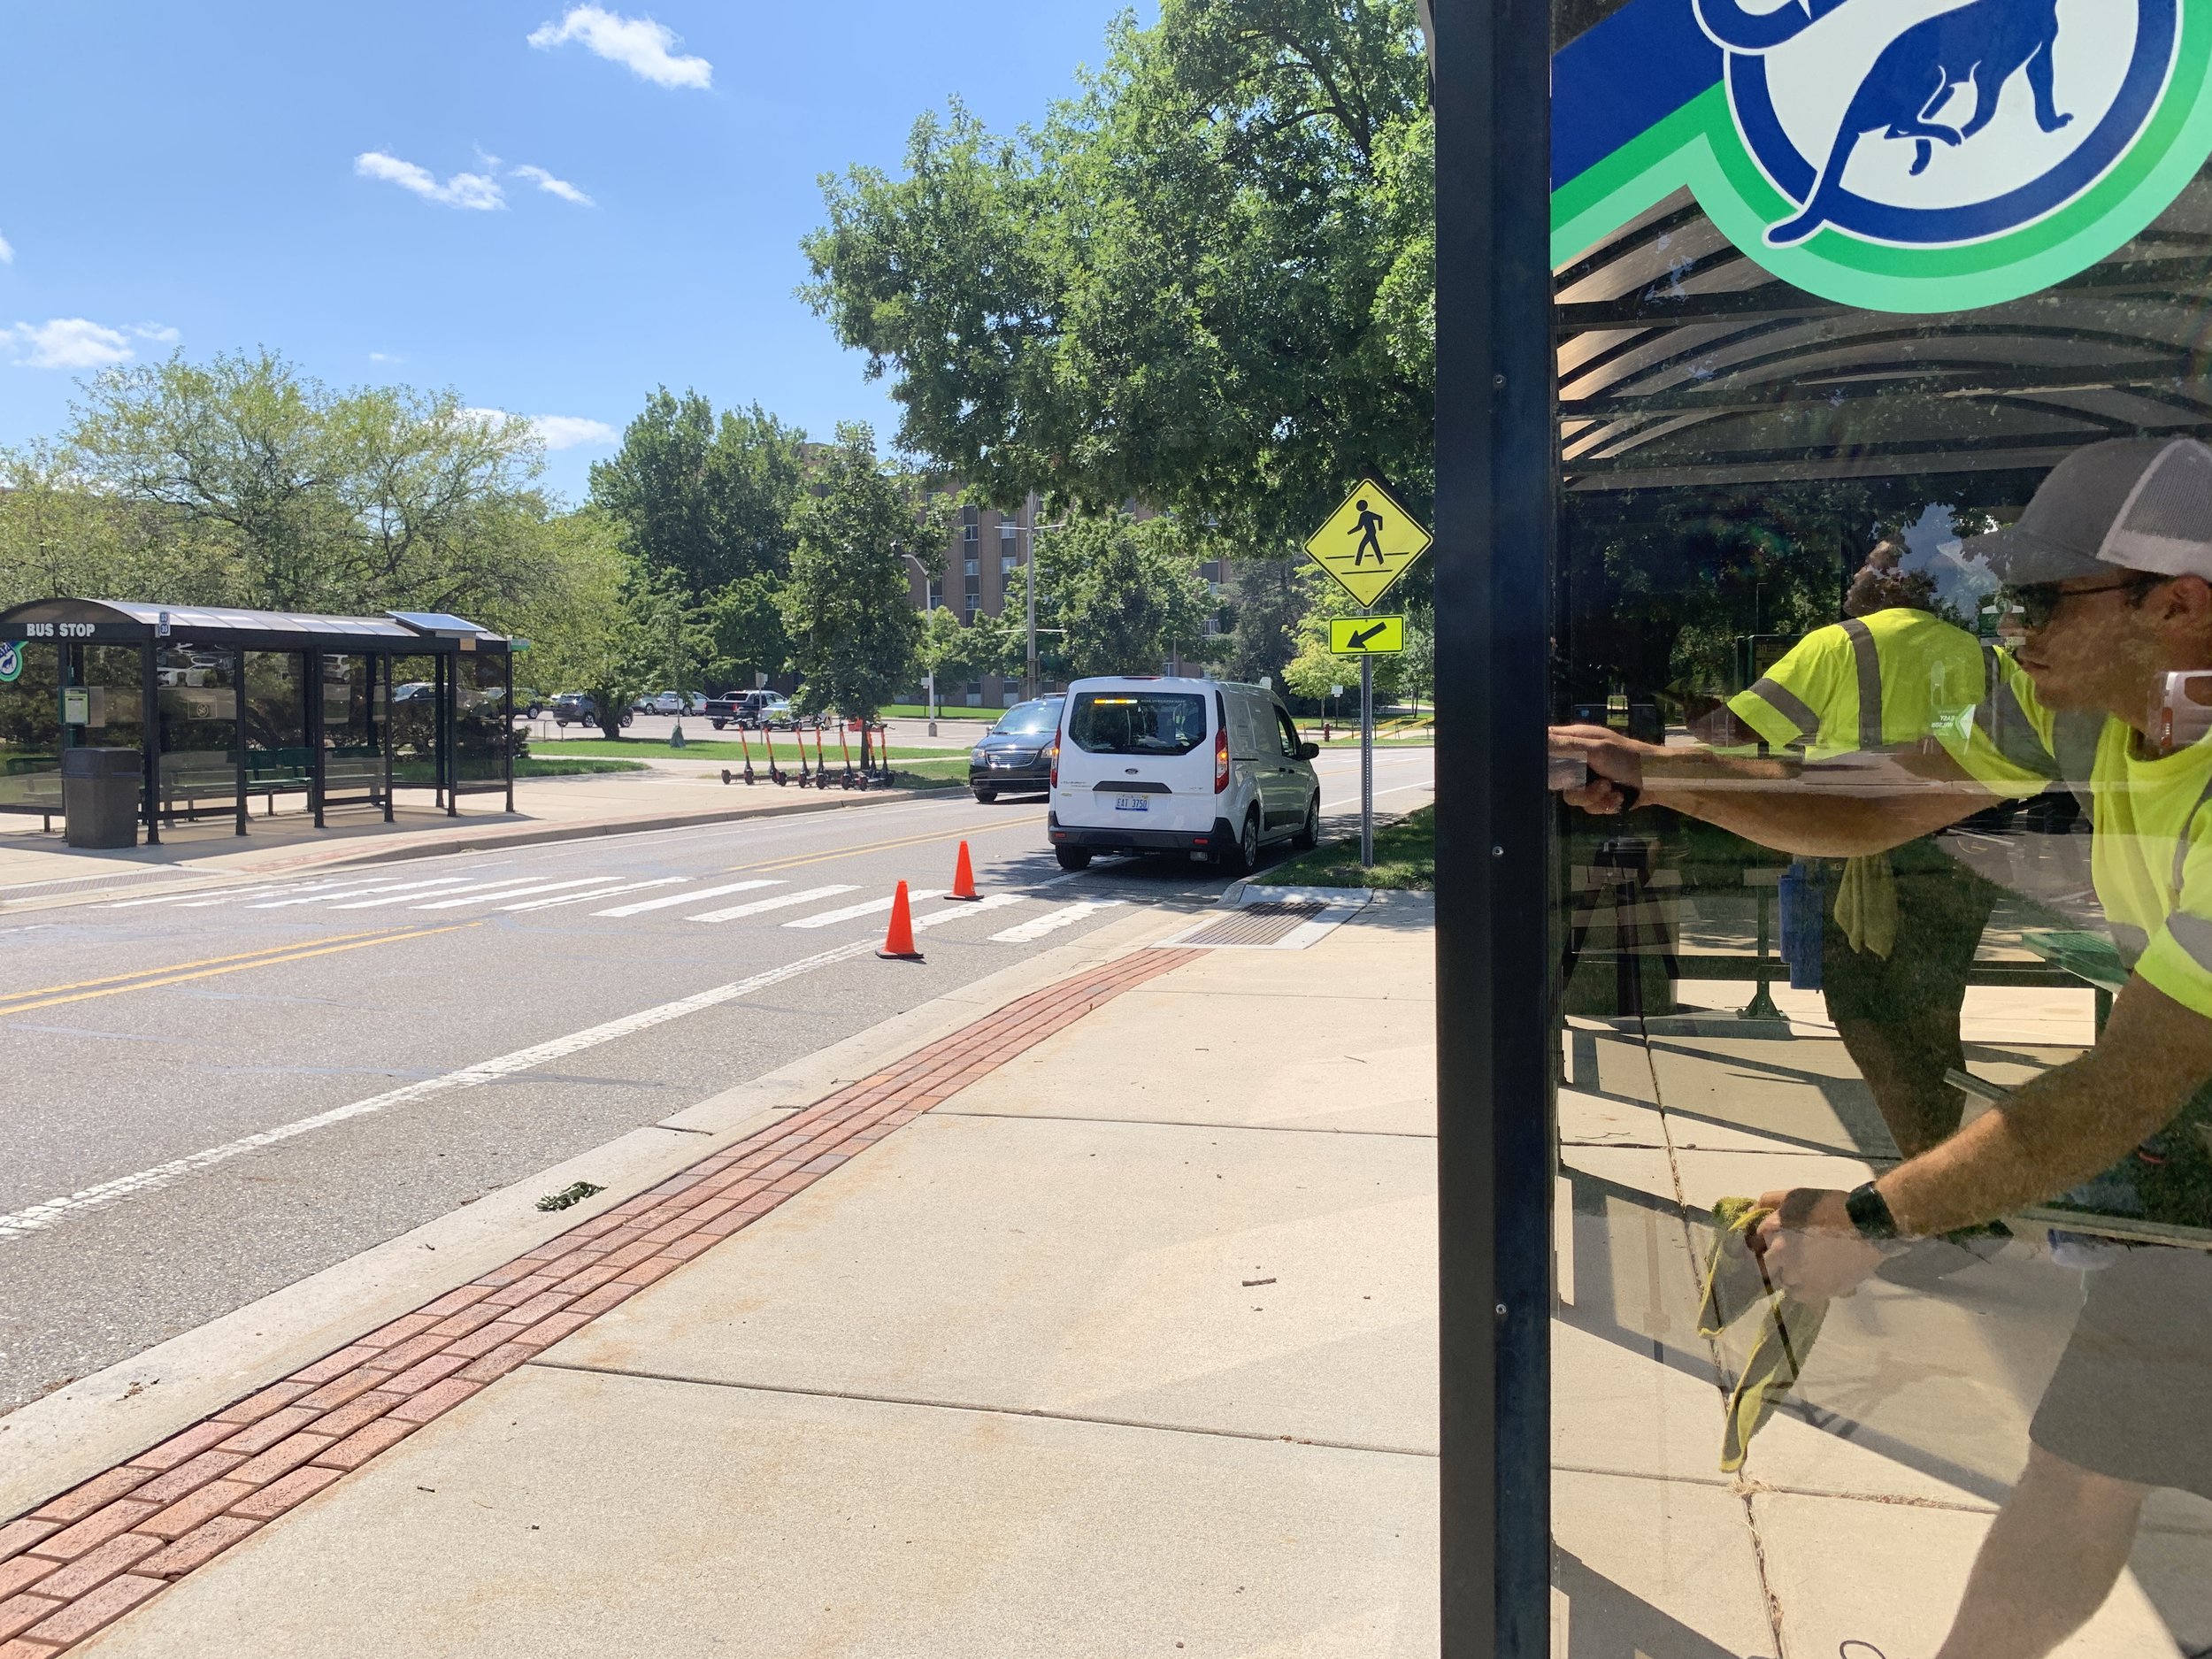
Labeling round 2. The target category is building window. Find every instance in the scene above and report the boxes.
[964,558,979,578]
[963,524,978,543]
[1000,524,1018,541]
[1001,556,1018,576]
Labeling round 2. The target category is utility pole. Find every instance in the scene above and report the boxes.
[901,552,938,736]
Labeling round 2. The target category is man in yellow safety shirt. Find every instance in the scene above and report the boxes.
[1555,435,2212,1659]
[1715,544,2003,1160]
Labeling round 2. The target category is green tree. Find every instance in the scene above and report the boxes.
[803,0,1432,546]
[588,389,808,599]
[65,349,549,617]
[779,425,953,720]
[1036,511,1213,680]
[0,441,228,608]
[918,606,1023,702]
[523,508,656,740]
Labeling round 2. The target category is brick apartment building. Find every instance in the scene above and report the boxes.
[905,491,1230,710]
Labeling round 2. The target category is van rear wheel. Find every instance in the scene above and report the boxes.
[1055,847,1092,872]
[1221,810,1259,875]
[1293,795,1319,850]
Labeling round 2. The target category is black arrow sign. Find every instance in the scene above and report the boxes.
[1348,621,1388,649]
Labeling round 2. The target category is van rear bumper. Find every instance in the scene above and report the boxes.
[1048,812,1234,856]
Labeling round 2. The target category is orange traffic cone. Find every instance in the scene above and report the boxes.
[877,879,924,960]
[948,840,980,901]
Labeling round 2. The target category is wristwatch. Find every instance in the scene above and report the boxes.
[1845,1181,1900,1242]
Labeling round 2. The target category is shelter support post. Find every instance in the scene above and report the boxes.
[140,642,159,847]
[442,654,457,818]
[308,651,326,829]
[1432,0,1556,1653]
[503,648,515,814]
[380,654,395,823]
[233,647,248,836]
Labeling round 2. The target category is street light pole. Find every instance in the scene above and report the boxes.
[901,552,937,736]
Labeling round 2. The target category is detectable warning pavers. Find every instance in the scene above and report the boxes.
[0,945,1193,1656]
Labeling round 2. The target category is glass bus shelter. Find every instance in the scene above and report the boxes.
[1435,0,2212,1653]
[0,599,516,844]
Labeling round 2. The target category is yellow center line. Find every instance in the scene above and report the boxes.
[0,930,409,1005]
[727,813,1047,875]
[0,925,480,1018]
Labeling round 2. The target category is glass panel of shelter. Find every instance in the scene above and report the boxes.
[1548,180,2212,1655]
[0,643,61,818]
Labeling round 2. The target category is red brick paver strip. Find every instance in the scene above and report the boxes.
[0,946,1189,1652]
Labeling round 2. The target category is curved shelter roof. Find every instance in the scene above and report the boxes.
[0,599,508,653]
[1555,179,2212,494]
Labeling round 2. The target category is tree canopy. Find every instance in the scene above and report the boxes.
[803,0,1432,554]
[1035,511,1215,680]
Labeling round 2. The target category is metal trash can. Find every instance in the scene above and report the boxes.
[61,747,142,849]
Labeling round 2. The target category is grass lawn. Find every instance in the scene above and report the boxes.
[537,738,965,763]
[880,703,1006,721]
[1251,804,1433,891]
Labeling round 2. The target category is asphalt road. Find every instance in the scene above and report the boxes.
[0,749,1433,1415]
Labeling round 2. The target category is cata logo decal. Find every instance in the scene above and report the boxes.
[1550,0,2212,311]
[0,643,19,685]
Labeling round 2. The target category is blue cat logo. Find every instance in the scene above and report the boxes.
[1694,0,2178,250]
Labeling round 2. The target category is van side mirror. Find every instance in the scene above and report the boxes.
[1299,741,1320,761]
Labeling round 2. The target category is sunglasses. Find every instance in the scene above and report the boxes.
[2001,574,2162,630]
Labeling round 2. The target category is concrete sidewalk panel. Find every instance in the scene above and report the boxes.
[74,1364,1440,1659]
[1751,1488,2193,1657]
[1646,1030,1896,1158]
[1552,1470,1777,1659]
[549,1112,1439,1452]
[945,987,1435,1136]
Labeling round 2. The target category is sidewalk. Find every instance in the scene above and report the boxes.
[0,768,943,907]
[0,894,1440,1656]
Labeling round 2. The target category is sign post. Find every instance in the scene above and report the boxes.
[1303,477,1430,868]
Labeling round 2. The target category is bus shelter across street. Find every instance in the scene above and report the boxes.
[0,598,517,845]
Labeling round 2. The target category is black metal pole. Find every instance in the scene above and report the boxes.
[140,641,159,846]
[1433,0,1556,1654]
[234,648,249,836]
[380,655,395,823]
[503,647,515,814]
[443,653,458,818]
[308,652,326,829]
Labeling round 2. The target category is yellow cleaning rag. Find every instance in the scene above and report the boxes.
[1833,852,1898,959]
[1698,1197,1829,1473]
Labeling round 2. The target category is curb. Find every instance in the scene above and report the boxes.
[0,900,1194,1525]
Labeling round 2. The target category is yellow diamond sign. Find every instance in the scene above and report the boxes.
[1302,478,1432,608]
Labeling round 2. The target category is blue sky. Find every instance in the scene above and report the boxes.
[0,1,1146,503]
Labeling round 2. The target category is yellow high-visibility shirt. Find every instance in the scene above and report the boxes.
[1726,608,1985,761]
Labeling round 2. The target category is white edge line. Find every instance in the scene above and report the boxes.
[0,939,879,1244]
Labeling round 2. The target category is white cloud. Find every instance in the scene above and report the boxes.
[511,165,595,207]
[0,233,14,265]
[0,319,178,371]
[369,351,404,364]
[355,151,505,211]
[465,408,619,450]
[527,6,710,88]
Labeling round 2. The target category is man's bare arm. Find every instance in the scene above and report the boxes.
[1880,976,2212,1236]
[1550,726,1990,856]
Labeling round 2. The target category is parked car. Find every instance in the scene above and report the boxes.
[1046,677,1318,873]
[550,692,632,729]
[705,690,795,730]
[968,696,1064,803]
[514,688,543,718]
[641,690,686,716]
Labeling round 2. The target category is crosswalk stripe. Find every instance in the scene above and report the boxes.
[501,879,684,913]
[412,878,614,910]
[332,876,551,910]
[110,883,298,910]
[687,885,856,924]
[785,889,947,929]
[911,894,1026,931]
[180,879,358,909]
[250,877,469,909]
[988,899,1124,942]
[594,879,779,918]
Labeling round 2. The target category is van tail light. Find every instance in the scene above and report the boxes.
[1049,736,1062,789]
[1214,725,1231,794]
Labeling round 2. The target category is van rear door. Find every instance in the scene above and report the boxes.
[1053,686,1217,833]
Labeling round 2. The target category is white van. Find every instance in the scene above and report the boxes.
[1047,676,1320,872]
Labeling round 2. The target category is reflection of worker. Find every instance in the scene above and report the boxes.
[1349,500,1386,565]
[1718,540,2000,1156]
[1556,439,2212,1659]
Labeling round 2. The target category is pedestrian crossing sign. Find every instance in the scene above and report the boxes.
[1302,478,1432,607]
